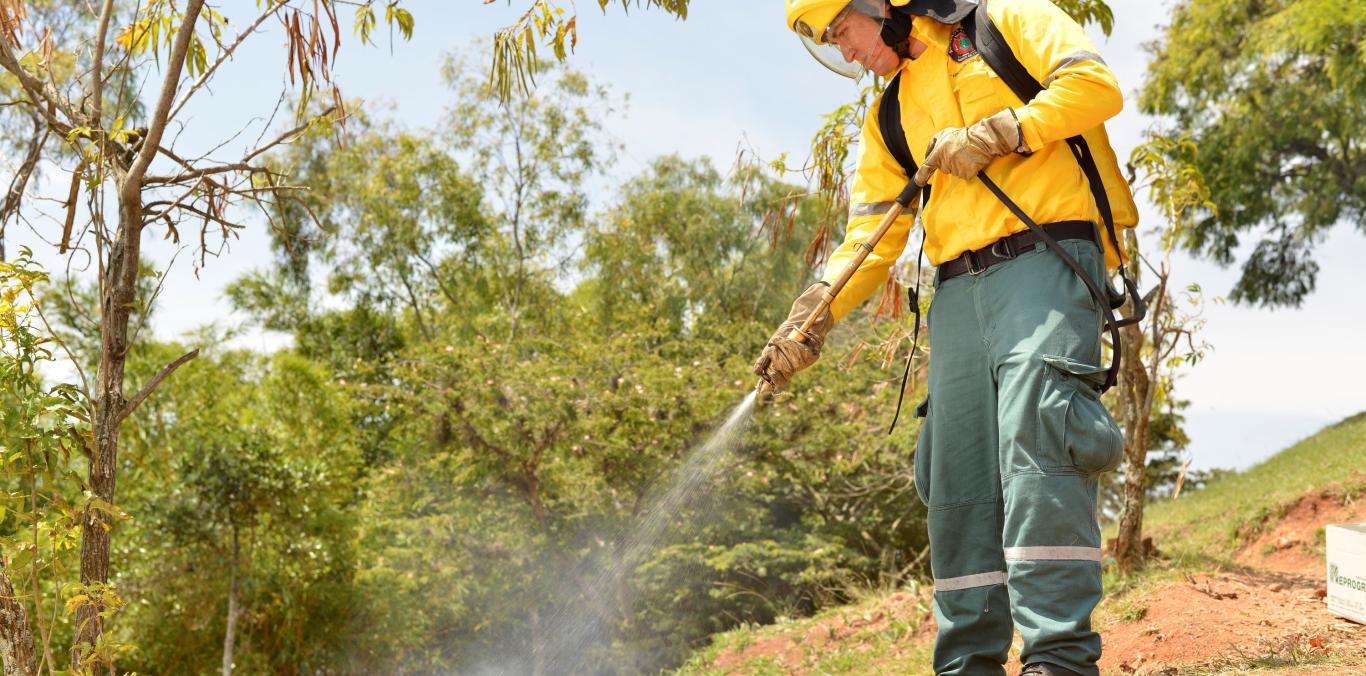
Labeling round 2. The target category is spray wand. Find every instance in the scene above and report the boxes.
[756,179,922,394]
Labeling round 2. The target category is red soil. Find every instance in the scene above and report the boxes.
[705,487,1366,674]
[1098,568,1365,674]
[1101,488,1365,673]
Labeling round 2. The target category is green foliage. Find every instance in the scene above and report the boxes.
[1140,0,1366,306]
[115,347,364,674]
[486,0,689,101]
[0,250,96,671]
[219,54,928,672]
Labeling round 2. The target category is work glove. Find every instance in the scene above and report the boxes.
[752,282,835,390]
[913,108,1029,186]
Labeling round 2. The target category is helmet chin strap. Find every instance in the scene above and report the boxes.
[879,4,914,58]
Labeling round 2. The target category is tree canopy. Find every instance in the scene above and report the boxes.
[1141,0,1366,306]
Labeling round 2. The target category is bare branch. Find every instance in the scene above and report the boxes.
[241,106,336,164]
[59,159,86,254]
[143,162,260,186]
[1,113,46,255]
[90,0,116,130]
[168,0,290,123]
[125,244,187,354]
[0,38,81,135]
[31,296,94,418]
[124,0,206,199]
[117,348,200,426]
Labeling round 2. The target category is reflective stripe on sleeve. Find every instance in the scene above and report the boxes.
[849,201,896,218]
[1003,546,1102,562]
[1041,50,1107,88]
[933,571,1008,592]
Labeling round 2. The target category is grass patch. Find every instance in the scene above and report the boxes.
[1128,412,1366,565]
[675,587,934,675]
[1181,632,1363,674]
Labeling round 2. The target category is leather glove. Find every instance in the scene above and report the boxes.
[752,282,835,390]
[913,108,1029,185]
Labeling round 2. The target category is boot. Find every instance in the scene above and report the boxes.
[1020,663,1084,676]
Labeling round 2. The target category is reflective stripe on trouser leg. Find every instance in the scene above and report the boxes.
[920,268,1011,676]
[985,239,1116,676]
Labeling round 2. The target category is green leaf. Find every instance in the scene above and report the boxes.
[394,8,414,40]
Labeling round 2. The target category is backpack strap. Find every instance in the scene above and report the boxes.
[877,72,929,435]
[964,0,1142,329]
[878,73,915,173]
[878,73,931,209]
[962,0,1115,235]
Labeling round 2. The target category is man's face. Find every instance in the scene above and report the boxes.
[826,8,901,77]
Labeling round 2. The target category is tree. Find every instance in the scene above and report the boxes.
[1140,0,1366,306]
[1111,135,1213,572]
[113,347,361,674]
[0,0,412,667]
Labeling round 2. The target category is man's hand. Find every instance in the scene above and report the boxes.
[752,282,835,390]
[914,108,1029,185]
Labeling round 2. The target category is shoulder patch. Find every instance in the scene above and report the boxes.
[948,27,978,63]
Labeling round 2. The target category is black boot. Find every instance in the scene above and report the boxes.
[1020,663,1084,676]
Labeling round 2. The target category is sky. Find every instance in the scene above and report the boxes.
[6,0,1363,471]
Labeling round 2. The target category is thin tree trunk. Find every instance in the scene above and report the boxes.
[0,566,37,676]
[221,526,239,676]
[530,606,545,676]
[72,3,205,664]
[72,202,142,668]
[1114,305,1151,572]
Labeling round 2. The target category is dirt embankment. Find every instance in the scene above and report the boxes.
[1100,489,1366,674]
[701,486,1366,674]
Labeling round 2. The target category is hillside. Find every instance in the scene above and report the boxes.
[679,413,1366,675]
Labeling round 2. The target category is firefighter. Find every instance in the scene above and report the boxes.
[754,1,1136,674]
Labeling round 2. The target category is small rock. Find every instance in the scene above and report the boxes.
[1313,587,1328,599]
[1269,582,1284,592]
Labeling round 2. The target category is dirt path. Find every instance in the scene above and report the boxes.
[1099,490,1366,674]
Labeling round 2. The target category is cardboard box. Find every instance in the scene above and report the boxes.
[1326,523,1366,625]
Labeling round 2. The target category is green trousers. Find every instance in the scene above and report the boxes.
[913,237,1124,676]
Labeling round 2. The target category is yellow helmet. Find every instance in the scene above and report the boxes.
[785,0,914,44]
[785,0,916,79]
[785,0,852,46]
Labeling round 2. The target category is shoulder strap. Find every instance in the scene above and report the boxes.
[877,73,931,207]
[878,73,917,179]
[876,72,929,435]
[962,0,1147,348]
[962,1,1042,104]
[963,1,1116,251]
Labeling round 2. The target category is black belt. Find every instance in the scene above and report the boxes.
[938,220,1097,282]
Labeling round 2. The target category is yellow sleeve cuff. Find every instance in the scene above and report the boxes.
[1016,105,1046,155]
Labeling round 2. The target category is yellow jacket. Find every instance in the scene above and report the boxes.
[821,0,1138,321]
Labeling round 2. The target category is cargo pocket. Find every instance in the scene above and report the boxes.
[1040,356,1124,474]
[912,395,931,506]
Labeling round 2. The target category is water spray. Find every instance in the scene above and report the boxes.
[509,180,921,674]
[755,179,922,395]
